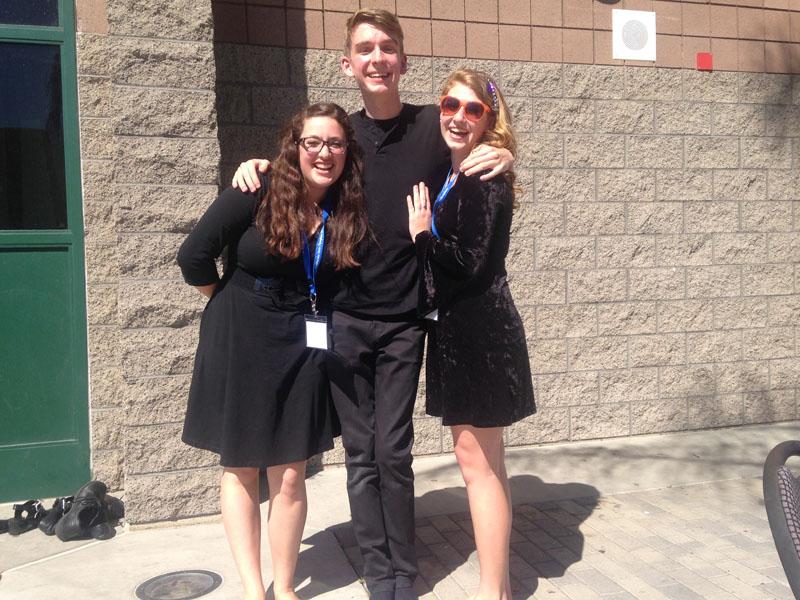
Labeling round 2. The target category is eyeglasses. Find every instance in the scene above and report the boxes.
[297,137,347,155]
[439,96,493,122]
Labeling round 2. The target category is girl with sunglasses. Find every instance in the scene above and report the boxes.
[407,69,536,600]
[178,103,367,600]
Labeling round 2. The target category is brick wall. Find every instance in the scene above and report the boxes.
[73,0,800,523]
[210,0,800,72]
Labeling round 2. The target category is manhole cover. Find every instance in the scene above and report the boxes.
[135,570,223,600]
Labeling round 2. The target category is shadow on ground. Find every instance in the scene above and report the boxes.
[267,529,363,600]
[328,475,600,598]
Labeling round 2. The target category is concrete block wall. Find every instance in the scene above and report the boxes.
[214,53,800,459]
[108,0,224,519]
[75,0,222,520]
[506,65,800,441]
[76,0,123,490]
[72,0,800,523]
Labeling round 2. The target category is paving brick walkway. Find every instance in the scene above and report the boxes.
[334,477,792,599]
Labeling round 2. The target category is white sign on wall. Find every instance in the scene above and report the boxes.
[612,9,657,61]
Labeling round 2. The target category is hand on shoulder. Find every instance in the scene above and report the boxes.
[460,144,514,181]
[232,159,270,193]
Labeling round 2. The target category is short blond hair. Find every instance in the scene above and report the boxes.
[345,8,405,55]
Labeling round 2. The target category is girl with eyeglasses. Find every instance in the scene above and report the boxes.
[407,69,536,600]
[178,103,367,600]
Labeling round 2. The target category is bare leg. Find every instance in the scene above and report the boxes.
[221,467,266,600]
[266,461,308,600]
[452,426,512,600]
[499,455,513,599]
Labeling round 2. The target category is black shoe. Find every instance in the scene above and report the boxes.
[38,496,74,536]
[8,500,46,535]
[75,480,108,502]
[55,481,108,542]
[89,495,125,540]
[105,494,125,521]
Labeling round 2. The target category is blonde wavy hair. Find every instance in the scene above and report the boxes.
[439,69,518,193]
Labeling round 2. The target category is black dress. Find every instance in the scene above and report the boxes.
[177,183,338,467]
[414,173,536,427]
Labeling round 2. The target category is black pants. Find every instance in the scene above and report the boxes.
[327,310,426,595]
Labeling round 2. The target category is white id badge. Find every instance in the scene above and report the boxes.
[305,314,329,350]
[425,309,439,321]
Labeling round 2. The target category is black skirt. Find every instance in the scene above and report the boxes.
[425,280,536,428]
[182,268,337,467]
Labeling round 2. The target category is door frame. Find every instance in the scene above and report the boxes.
[0,0,91,500]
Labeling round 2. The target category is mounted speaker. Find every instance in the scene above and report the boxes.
[612,9,656,61]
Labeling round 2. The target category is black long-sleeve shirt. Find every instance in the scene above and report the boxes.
[335,103,450,317]
[177,178,335,309]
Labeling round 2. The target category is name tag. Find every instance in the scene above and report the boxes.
[425,309,439,322]
[305,314,328,350]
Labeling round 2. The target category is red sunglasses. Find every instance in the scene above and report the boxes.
[439,95,493,122]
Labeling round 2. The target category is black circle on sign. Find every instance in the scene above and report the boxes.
[135,570,223,600]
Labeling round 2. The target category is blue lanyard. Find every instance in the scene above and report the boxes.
[302,204,331,315]
[431,168,458,239]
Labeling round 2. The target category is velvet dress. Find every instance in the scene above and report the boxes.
[414,173,536,427]
[177,181,338,467]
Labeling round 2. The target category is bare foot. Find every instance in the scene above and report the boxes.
[273,591,300,600]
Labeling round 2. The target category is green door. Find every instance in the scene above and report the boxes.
[0,0,90,501]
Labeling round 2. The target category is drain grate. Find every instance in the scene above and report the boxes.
[135,570,223,600]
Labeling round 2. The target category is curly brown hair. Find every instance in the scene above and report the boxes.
[255,103,367,270]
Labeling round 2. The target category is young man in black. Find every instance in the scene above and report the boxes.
[233,10,513,599]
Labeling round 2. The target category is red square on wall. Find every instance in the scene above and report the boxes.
[696,52,713,71]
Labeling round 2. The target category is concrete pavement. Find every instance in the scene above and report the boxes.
[1,421,798,599]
